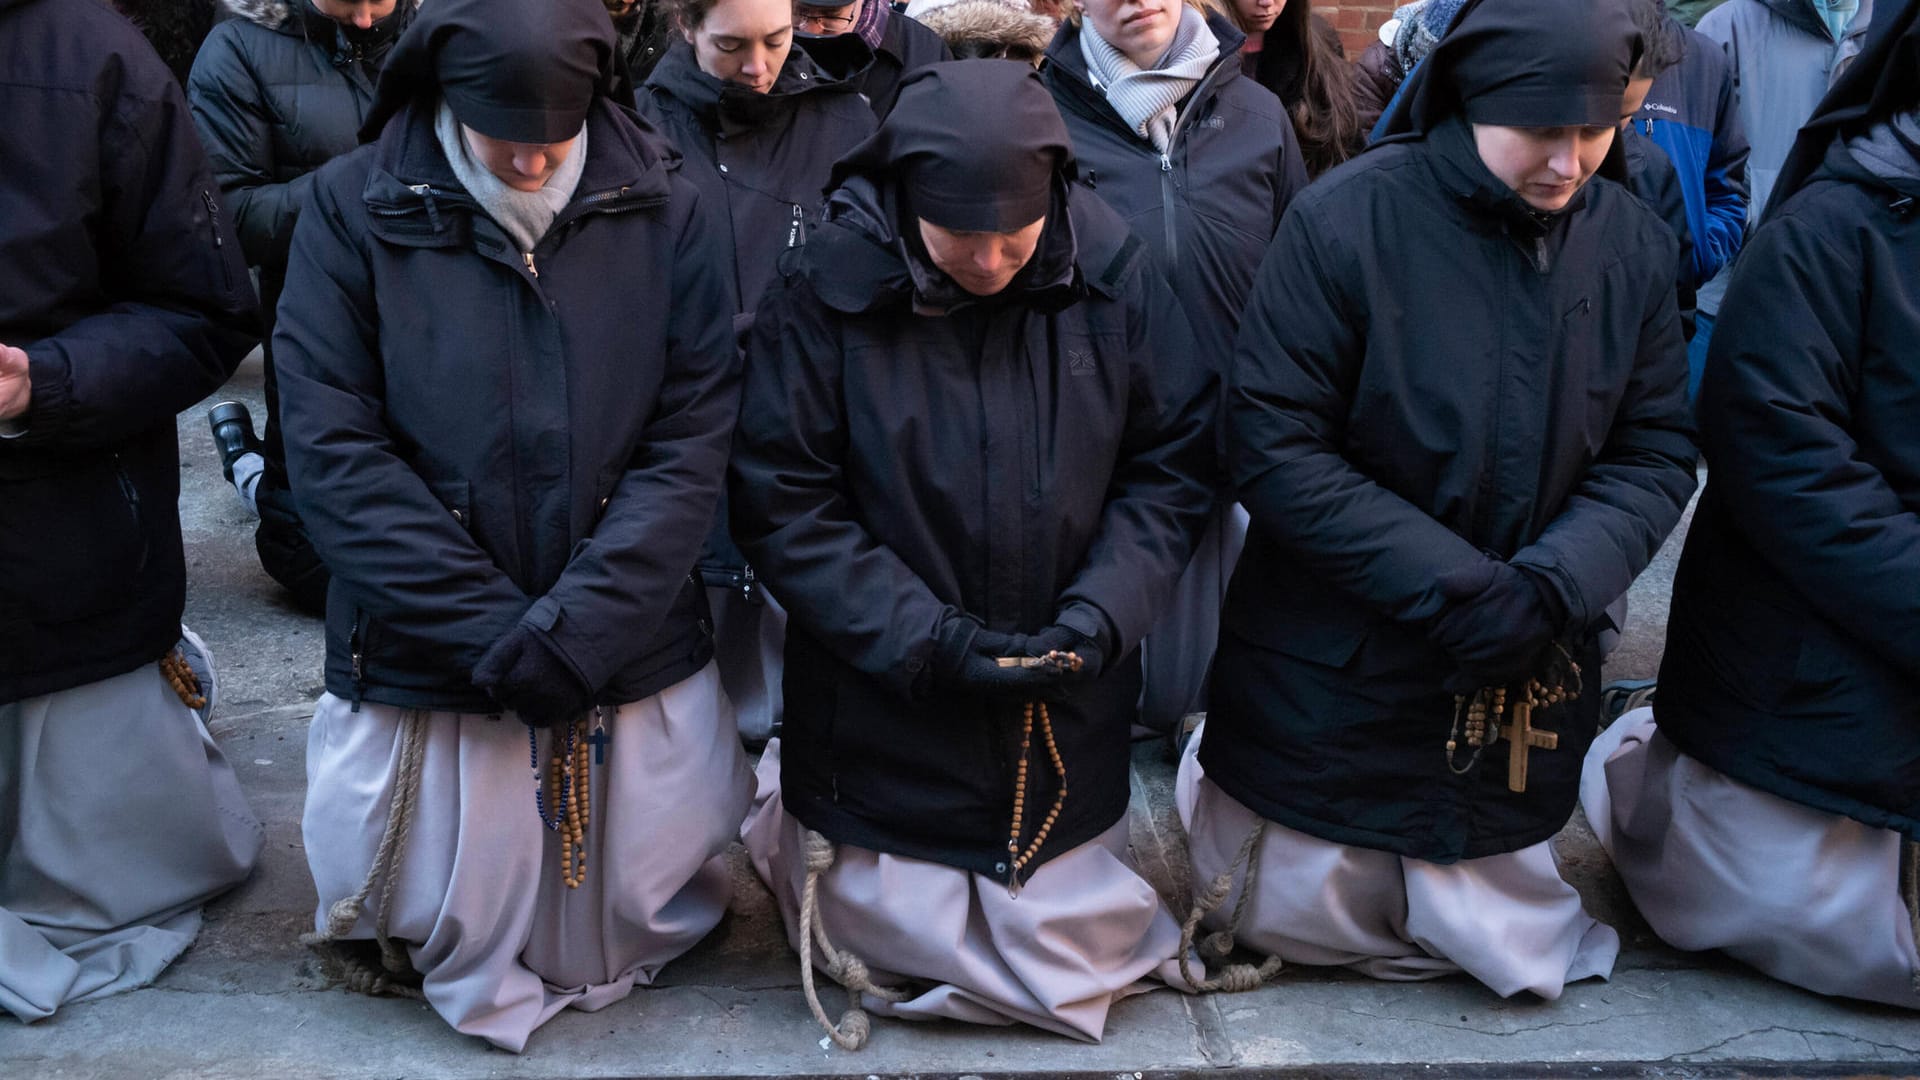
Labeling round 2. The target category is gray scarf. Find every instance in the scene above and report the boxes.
[435,100,589,253]
[1845,109,1920,184]
[1078,6,1219,153]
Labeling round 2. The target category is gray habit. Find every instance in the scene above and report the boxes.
[1,629,262,1022]
[1584,708,1920,1009]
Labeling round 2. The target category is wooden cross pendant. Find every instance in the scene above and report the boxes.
[1496,695,1558,793]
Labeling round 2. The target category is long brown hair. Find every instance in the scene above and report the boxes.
[1219,0,1364,176]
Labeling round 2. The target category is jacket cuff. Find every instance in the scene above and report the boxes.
[1055,601,1117,658]
[17,347,72,445]
[518,595,598,692]
[1511,556,1583,636]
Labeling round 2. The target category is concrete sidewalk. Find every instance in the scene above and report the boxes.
[7,356,1918,1079]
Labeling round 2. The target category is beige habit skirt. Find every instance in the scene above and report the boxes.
[741,739,1189,1042]
[302,661,753,1051]
[1177,720,1617,999]
[1583,707,1920,1009]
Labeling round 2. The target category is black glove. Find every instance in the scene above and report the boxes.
[930,614,1059,700]
[1027,624,1105,689]
[473,621,594,728]
[1430,563,1558,693]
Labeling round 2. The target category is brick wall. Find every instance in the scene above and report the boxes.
[1321,0,1399,57]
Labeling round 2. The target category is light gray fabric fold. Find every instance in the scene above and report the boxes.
[301,662,753,1052]
[1,629,261,1023]
[1177,720,1617,999]
[1078,7,1219,152]
[742,739,1190,1042]
[1583,708,1920,1009]
[1845,111,1920,184]
[435,99,588,253]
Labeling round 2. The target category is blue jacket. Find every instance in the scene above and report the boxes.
[1631,27,1749,290]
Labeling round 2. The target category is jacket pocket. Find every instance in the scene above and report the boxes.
[0,455,150,624]
[428,479,472,530]
[200,190,237,300]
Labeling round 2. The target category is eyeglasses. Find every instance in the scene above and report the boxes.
[793,8,855,32]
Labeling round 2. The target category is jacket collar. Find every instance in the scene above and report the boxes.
[803,173,1141,316]
[1042,12,1247,141]
[362,96,675,248]
[1424,112,1585,239]
[644,38,852,133]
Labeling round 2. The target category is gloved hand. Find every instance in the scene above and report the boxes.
[1430,563,1559,694]
[1026,623,1105,688]
[930,615,1057,699]
[473,621,594,728]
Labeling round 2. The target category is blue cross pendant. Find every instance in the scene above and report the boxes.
[587,722,611,766]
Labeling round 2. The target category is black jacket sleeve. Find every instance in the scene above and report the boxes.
[275,166,532,673]
[188,26,311,271]
[1510,227,1698,630]
[1055,265,1217,653]
[729,274,960,696]
[13,76,257,451]
[1696,205,1920,675]
[527,186,741,691]
[1228,199,1495,623]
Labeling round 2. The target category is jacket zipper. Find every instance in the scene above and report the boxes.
[112,454,149,572]
[348,608,371,712]
[201,191,235,295]
[1152,58,1232,268]
[523,252,539,278]
[787,204,805,249]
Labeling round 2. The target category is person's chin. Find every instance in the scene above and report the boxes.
[1520,181,1578,212]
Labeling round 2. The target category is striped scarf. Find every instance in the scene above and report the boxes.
[1078,6,1219,153]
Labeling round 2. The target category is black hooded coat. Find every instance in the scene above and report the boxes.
[273,0,739,712]
[1202,0,1697,862]
[728,63,1216,881]
[796,8,953,120]
[1654,0,1920,841]
[1043,12,1307,377]
[0,0,259,703]
[639,40,877,584]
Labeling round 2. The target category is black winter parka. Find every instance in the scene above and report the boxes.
[1203,114,1697,862]
[0,0,258,703]
[796,11,952,120]
[730,178,1216,882]
[188,0,414,285]
[274,98,738,713]
[1656,51,1920,840]
[1043,13,1307,374]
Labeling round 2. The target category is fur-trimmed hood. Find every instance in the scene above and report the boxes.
[221,0,417,32]
[906,0,1057,61]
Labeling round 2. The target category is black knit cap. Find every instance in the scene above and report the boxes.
[359,0,616,144]
[830,60,1072,232]
[1379,0,1642,137]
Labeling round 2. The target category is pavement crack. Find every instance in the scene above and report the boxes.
[1658,1025,1920,1062]
[1303,1001,1661,1038]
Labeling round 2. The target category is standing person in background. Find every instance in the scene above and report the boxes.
[904,0,1058,64]
[1,0,262,1023]
[1183,0,1696,999]
[1043,0,1304,744]
[1690,0,1872,397]
[639,0,877,745]
[792,0,952,118]
[731,62,1217,1048]
[1667,0,1728,26]
[606,0,678,102]
[1351,0,1465,137]
[1622,0,1700,334]
[1584,0,1920,1010]
[190,0,419,615]
[1229,0,1366,177]
[278,0,751,1050]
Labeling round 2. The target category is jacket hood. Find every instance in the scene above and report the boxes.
[1770,0,1920,212]
[1377,0,1638,138]
[643,36,862,130]
[221,0,417,36]
[911,0,1057,61]
[359,0,618,144]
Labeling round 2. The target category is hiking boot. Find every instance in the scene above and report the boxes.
[208,401,262,483]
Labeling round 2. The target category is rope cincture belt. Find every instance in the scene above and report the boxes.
[299,708,430,1000]
[1178,820,1284,993]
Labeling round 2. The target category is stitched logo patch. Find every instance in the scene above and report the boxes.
[1068,349,1097,375]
